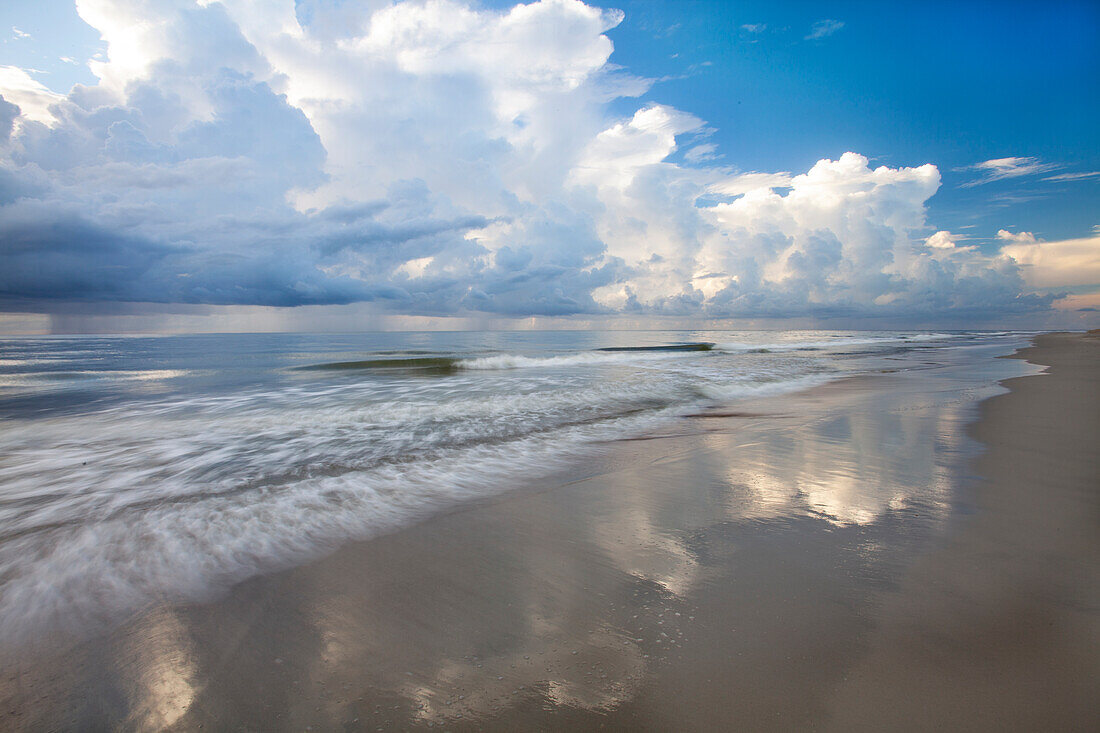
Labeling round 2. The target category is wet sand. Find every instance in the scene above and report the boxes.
[2,333,1097,731]
[825,332,1100,731]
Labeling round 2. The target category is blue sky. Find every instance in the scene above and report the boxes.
[596,0,1100,246]
[0,0,1097,332]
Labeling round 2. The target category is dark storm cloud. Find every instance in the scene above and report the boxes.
[0,209,173,302]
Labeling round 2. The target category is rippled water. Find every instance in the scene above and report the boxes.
[0,329,1030,640]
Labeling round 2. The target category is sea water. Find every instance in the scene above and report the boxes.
[0,329,1032,640]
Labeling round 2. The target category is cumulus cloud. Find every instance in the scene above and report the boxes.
[925,231,958,249]
[0,0,1057,323]
[805,20,844,40]
[0,66,64,126]
[959,156,1060,187]
[582,151,1047,318]
[0,96,19,142]
[999,232,1100,289]
[996,229,1038,244]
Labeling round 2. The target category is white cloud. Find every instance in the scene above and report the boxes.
[707,172,793,197]
[924,231,978,259]
[805,19,844,40]
[683,143,718,163]
[959,156,1060,187]
[925,231,958,249]
[741,24,766,34]
[208,0,644,215]
[1041,170,1100,182]
[571,148,1040,317]
[996,229,1038,244]
[359,0,621,90]
[0,0,1059,323]
[12,27,31,40]
[570,104,704,190]
[0,66,65,126]
[1000,233,1100,289]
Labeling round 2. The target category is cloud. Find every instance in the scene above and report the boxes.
[0,95,19,142]
[1041,170,1100,182]
[958,156,1060,187]
[925,231,959,249]
[570,104,705,189]
[706,172,793,197]
[0,66,64,126]
[583,151,1049,318]
[741,24,766,34]
[0,205,175,303]
[0,0,1059,323]
[1000,233,1100,289]
[12,27,31,40]
[683,143,718,163]
[996,229,1038,244]
[805,19,844,40]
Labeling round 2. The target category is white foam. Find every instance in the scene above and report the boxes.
[714,333,959,353]
[0,369,189,391]
[693,373,838,402]
[0,403,678,643]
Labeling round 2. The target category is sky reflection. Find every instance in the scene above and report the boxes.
[0,342,1037,729]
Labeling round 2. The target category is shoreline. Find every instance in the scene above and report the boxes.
[1,332,1097,730]
[822,332,1100,730]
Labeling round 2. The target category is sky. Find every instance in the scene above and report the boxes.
[0,0,1097,333]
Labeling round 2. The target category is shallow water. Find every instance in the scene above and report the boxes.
[0,329,1032,642]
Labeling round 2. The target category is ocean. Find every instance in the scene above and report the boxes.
[0,329,1032,642]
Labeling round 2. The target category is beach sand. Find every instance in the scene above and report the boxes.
[2,332,1097,731]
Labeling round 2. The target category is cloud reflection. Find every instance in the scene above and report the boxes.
[0,353,1029,728]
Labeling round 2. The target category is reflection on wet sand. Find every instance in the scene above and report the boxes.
[0,354,1030,730]
[115,609,200,731]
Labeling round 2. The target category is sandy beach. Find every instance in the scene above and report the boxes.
[2,332,1097,731]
